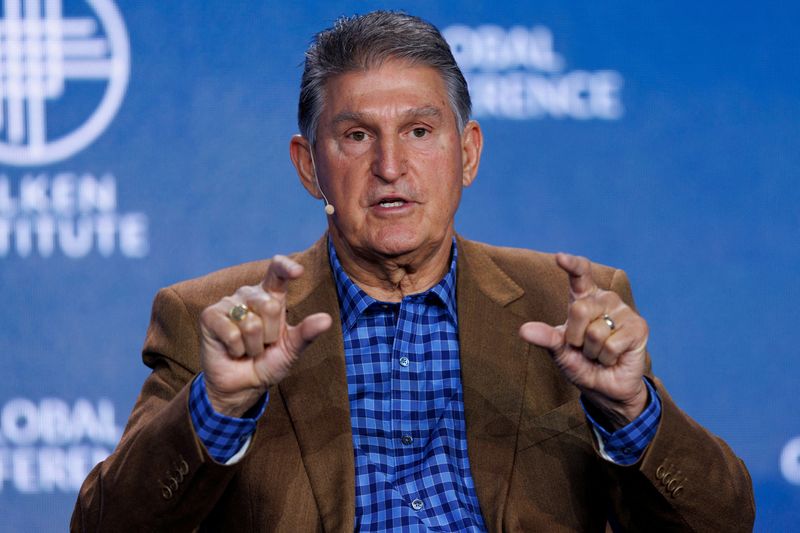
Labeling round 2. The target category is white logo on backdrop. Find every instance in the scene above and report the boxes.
[0,397,121,493]
[0,0,130,166]
[0,172,148,258]
[780,436,800,485]
[443,25,623,120]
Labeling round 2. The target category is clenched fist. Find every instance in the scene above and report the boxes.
[199,255,332,417]
[519,253,649,429]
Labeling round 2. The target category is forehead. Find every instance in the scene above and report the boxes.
[319,60,453,124]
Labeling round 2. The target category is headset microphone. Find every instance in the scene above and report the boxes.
[310,151,335,216]
[323,197,335,216]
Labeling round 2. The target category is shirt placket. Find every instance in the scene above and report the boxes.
[392,298,433,522]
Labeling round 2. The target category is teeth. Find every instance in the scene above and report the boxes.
[380,200,404,207]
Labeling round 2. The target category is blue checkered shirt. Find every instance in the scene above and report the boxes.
[582,378,661,465]
[189,373,267,461]
[188,240,662,527]
[329,241,485,531]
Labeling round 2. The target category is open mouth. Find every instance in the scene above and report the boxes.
[379,199,406,208]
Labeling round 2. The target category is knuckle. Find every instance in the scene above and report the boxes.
[248,292,272,309]
[200,306,216,324]
[263,299,282,316]
[247,291,270,305]
[240,319,260,336]
[604,335,626,355]
[221,328,242,345]
[585,324,605,344]
[570,299,592,318]
[271,254,289,268]
[235,285,257,298]
[600,290,620,307]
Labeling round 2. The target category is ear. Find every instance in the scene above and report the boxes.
[289,134,322,199]
[460,120,483,187]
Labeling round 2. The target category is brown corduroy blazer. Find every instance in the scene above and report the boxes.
[72,236,754,532]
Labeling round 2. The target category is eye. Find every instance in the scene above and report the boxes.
[348,131,367,141]
[412,128,428,138]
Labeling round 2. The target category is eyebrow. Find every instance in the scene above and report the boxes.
[331,106,443,126]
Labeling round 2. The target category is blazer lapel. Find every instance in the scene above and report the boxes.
[280,237,355,532]
[276,235,559,531]
[456,237,530,530]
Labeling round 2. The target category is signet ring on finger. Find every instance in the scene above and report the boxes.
[602,313,616,331]
[228,304,250,322]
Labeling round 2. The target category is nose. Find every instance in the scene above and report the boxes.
[371,136,406,182]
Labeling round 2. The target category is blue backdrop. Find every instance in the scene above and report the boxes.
[0,1,797,531]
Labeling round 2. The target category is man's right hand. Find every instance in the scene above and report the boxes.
[199,255,332,417]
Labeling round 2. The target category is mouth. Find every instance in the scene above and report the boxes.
[370,195,415,215]
[372,194,412,207]
[378,198,407,208]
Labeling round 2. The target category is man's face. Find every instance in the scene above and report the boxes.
[297,59,482,261]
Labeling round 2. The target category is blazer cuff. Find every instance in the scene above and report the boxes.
[582,378,662,465]
[189,372,268,463]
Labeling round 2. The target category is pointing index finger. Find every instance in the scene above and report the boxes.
[556,252,597,301]
[262,255,303,296]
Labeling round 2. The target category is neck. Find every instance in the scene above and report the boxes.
[330,230,454,302]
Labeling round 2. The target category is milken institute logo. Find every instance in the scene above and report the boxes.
[0,0,129,166]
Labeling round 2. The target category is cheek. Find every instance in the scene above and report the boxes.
[434,143,465,191]
[327,151,359,182]
[325,156,364,195]
[413,138,456,173]
[426,174,463,217]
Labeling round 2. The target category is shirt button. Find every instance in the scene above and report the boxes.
[401,435,413,445]
[399,356,410,367]
[411,498,424,511]
[623,447,632,455]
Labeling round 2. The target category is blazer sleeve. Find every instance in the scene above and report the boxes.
[603,268,755,532]
[70,287,247,532]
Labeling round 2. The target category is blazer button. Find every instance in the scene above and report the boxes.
[176,456,189,476]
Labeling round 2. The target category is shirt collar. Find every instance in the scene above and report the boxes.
[329,238,458,332]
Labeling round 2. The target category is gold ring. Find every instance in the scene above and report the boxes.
[602,314,616,330]
[228,303,250,322]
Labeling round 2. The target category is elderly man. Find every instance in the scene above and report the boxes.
[72,11,754,532]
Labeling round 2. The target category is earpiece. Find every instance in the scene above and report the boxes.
[310,150,335,216]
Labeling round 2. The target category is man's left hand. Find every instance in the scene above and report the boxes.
[519,253,649,430]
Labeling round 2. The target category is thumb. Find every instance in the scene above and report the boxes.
[519,321,565,353]
[286,312,333,355]
[520,322,588,384]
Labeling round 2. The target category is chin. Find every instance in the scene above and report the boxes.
[369,228,424,257]
[371,226,453,260]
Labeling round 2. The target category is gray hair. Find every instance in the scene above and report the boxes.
[298,11,471,145]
